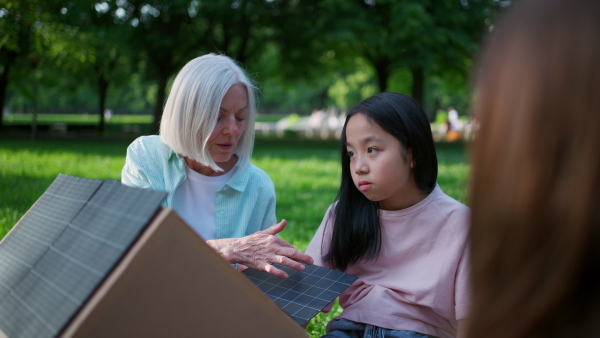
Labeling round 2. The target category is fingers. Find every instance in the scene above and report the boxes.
[264,263,289,279]
[257,249,314,279]
[264,219,287,236]
[231,220,315,278]
[272,254,307,272]
[276,247,314,266]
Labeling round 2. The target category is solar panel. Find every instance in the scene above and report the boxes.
[0,174,166,338]
[243,263,357,326]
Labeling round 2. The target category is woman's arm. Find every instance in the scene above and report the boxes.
[207,219,314,279]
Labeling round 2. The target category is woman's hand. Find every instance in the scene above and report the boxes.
[206,219,314,278]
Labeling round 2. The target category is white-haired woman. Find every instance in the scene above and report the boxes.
[122,54,313,278]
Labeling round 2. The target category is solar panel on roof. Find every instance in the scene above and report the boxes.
[0,174,166,338]
[243,263,357,326]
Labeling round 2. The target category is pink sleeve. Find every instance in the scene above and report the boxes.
[454,241,471,320]
[305,204,336,267]
[305,204,336,313]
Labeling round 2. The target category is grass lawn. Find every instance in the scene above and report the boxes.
[1,112,289,125]
[0,137,469,337]
[1,113,293,137]
[2,113,154,126]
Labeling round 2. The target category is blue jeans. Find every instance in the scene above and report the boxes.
[322,319,438,338]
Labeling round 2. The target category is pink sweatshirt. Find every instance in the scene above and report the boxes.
[305,185,470,338]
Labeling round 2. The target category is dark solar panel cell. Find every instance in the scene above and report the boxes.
[243,263,357,326]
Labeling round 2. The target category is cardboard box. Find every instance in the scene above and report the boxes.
[0,175,307,338]
[62,208,307,338]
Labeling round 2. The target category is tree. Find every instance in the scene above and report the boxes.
[326,0,499,104]
[112,0,206,133]
[249,0,347,112]
[0,1,40,129]
[123,0,317,133]
[197,0,276,64]
[56,0,133,134]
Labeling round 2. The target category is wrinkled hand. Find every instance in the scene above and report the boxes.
[207,220,314,278]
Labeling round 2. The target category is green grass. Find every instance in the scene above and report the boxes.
[3,113,153,125]
[0,137,469,337]
[2,113,289,125]
[1,113,290,138]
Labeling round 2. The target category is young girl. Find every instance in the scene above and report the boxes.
[306,92,470,338]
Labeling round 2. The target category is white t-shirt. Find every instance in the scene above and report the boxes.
[174,165,236,240]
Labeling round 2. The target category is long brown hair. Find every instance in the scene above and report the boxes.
[468,0,600,337]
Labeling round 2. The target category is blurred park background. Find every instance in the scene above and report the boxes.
[1,0,508,336]
[0,0,509,136]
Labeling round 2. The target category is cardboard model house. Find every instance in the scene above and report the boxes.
[0,174,358,338]
[0,174,311,338]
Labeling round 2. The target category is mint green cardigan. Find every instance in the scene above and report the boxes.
[121,136,277,239]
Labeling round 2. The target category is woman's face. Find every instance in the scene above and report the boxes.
[345,113,425,210]
[207,83,249,170]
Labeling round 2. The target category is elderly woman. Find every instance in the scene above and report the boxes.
[122,54,312,278]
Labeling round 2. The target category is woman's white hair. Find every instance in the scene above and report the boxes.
[159,53,258,172]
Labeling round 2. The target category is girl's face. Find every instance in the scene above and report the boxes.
[345,113,425,210]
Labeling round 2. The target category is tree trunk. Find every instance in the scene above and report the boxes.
[30,86,38,142]
[98,76,108,135]
[98,75,109,135]
[29,59,41,141]
[152,74,169,135]
[411,66,425,105]
[374,63,389,93]
[0,55,15,130]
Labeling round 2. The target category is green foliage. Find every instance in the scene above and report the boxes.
[1,0,505,122]
[259,75,332,114]
[426,67,473,116]
[386,67,414,97]
[256,113,288,123]
[319,0,500,105]
[435,110,449,124]
[328,58,378,109]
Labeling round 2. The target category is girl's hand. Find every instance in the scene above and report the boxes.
[207,219,314,278]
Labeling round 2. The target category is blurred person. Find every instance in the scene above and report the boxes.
[468,0,600,337]
[447,107,459,131]
[445,107,463,142]
[122,54,312,279]
[307,92,470,338]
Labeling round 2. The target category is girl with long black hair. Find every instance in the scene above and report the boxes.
[306,92,470,338]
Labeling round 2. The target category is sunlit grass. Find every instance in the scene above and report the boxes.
[0,137,469,337]
[2,113,153,125]
[253,140,341,252]
[2,113,289,125]
[0,139,128,238]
